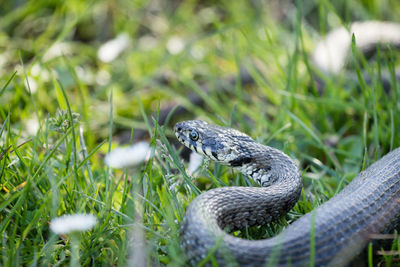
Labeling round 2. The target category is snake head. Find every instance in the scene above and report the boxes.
[174,120,255,164]
[174,120,216,158]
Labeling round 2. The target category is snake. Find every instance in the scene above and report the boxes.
[174,120,400,266]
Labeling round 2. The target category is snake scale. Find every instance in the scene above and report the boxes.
[175,120,400,266]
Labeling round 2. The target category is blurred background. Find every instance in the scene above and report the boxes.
[1,0,399,148]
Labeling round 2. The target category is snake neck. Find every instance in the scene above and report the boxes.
[230,143,300,188]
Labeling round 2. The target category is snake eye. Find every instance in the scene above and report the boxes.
[189,130,199,141]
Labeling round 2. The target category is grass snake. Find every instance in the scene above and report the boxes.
[175,120,400,266]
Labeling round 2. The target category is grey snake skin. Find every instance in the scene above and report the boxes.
[175,120,400,266]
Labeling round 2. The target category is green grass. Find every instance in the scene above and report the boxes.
[1,0,400,266]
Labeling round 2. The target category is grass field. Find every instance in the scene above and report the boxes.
[1,0,400,266]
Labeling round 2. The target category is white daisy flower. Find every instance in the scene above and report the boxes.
[166,36,185,55]
[98,33,130,63]
[50,214,97,234]
[105,141,151,169]
[43,42,72,61]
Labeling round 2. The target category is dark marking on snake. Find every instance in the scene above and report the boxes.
[229,155,252,167]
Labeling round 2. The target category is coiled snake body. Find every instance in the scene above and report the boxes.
[175,120,400,266]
